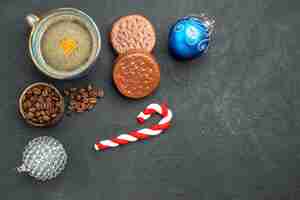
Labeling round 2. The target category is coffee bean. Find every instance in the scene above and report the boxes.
[96,88,104,98]
[30,96,36,102]
[35,103,41,110]
[27,90,33,96]
[70,94,76,100]
[37,97,43,103]
[35,112,41,117]
[41,103,46,110]
[64,89,70,96]
[87,84,93,91]
[82,93,89,98]
[42,89,48,97]
[42,115,51,121]
[49,107,54,114]
[27,112,34,119]
[82,97,89,104]
[23,101,31,110]
[81,102,87,108]
[25,93,32,99]
[89,98,97,104]
[79,88,86,94]
[88,104,94,110]
[70,88,77,92]
[64,84,104,113]
[29,107,36,112]
[32,118,38,122]
[88,91,96,98]
[76,95,81,101]
[52,97,60,102]
[33,88,41,95]
[70,100,76,106]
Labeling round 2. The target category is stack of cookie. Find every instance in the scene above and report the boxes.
[110,14,160,99]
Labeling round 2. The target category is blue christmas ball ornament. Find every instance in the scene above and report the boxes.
[168,14,215,60]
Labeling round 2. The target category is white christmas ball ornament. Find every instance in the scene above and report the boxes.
[17,136,68,181]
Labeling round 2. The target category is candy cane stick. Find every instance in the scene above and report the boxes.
[94,103,173,151]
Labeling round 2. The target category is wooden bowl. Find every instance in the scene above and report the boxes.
[19,82,64,127]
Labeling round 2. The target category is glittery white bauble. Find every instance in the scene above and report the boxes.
[17,136,68,181]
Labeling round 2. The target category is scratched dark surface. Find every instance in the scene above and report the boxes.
[0,0,300,199]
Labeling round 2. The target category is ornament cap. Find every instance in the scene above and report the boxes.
[16,164,29,173]
[188,13,215,36]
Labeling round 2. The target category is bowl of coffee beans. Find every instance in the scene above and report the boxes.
[19,82,64,127]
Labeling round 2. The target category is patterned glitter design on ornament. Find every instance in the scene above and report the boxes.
[168,14,215,59]
[17,136,67,181]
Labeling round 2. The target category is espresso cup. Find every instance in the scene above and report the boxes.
[26,8,101,79]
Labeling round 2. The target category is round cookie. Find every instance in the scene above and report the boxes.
[110,14,156,54]
[113,50,160,99]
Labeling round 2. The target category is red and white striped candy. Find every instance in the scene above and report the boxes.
[94,103,173,151]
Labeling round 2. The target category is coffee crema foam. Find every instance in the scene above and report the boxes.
[41,20,92,71]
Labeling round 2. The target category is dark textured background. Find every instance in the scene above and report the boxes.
[0,0,300,199]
